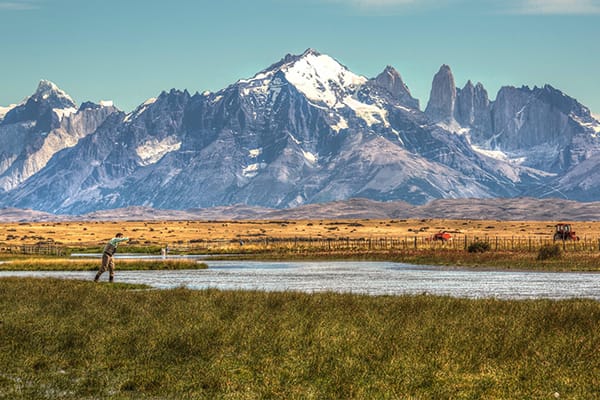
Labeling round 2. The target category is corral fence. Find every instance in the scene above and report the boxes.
[171,235,600,253]
[0,243,67,256]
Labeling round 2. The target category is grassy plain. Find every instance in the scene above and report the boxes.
[2,218,600,247]
[1,278,598,399]
[3,218,600,271]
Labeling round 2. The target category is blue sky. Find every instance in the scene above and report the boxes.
[1,0,599,114]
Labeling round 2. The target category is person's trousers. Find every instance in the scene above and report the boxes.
[95,253,115,281]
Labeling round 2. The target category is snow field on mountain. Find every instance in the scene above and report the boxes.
[0,105,16,120]
[53,107,78,121]
[136,136,182,166]
[282,52,366,108]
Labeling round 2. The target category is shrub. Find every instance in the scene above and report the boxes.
[537,244,562,261]
[468,241,491,253]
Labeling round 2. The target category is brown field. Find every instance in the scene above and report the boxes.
[2,218,600,248]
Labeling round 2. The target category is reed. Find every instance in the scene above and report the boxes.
[0,258,207,271]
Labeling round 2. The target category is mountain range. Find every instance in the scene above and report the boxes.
[3,197,600,222]
[1,49,599,215]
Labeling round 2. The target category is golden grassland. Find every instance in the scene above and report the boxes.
[2,218,600,247]
[3,219,600,271]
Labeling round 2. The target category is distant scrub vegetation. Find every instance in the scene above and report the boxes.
[467,240,491,253]
[537,244,563,260]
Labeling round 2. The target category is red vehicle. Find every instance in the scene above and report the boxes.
[553,224,579,241]
[431,231,452,242]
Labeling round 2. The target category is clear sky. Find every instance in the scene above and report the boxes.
[1,0,599,114]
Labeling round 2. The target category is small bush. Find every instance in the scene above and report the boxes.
[537,244,562,261]
[468,241,491,253]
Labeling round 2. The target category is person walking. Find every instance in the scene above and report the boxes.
[94,233,129,282]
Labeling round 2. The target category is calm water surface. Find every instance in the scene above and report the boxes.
[2,260,600,300]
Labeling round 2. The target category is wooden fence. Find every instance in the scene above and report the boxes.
[0,243,67,256]
[175,235,600,253]
[1,236,598,255]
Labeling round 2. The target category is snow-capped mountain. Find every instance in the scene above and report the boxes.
[0,80,117,192]
[1,49,599,213]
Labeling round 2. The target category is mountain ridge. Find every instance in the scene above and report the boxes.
[2,197,599,222]
[1,49,599,213]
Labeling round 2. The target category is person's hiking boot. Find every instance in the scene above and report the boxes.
[94,273,100,282]
[109,276,114,283]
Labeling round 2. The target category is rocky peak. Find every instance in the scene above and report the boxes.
[261,49,325,77]
[533,84,595,122]
[455,81,475,126]
[482,84,598,172]
[273,49,366,108]
[372,66,419,109]
[32,80,76,108]
[79,101,102,111]
[2,80,77,129]
[425,65,457,123]
[300,48,321,57]
[455,80,491,132]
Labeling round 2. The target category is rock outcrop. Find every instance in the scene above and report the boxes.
[371,66,419,109]
[425,65,456,123]
[455,81,492,141]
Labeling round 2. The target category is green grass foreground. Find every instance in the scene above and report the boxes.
[0,258,207,271]
[0,279,599,399]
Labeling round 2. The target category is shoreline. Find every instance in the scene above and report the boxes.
[0,250,599,272]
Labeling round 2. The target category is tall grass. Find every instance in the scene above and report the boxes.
[1,278,598,399]
[0,258,206,271]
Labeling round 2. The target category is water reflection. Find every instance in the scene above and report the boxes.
[1,260,599,300]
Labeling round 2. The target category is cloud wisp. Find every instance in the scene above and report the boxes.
[319,0,600,15]
[0,0,40,10]
[515,0,600,14]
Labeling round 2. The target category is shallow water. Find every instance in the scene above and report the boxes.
[2,260,600,300]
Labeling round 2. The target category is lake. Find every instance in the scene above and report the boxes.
[1,260,600,300]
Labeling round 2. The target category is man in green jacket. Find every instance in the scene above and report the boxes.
[94,233,129,282]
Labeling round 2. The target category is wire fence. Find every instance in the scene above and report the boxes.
[1,236,599,256]
[175,235,600,253]
[0,243,67,256]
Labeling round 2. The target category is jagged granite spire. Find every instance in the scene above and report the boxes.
[373,66,419,110]
[455,80,491,136]
[425,65,456,123]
